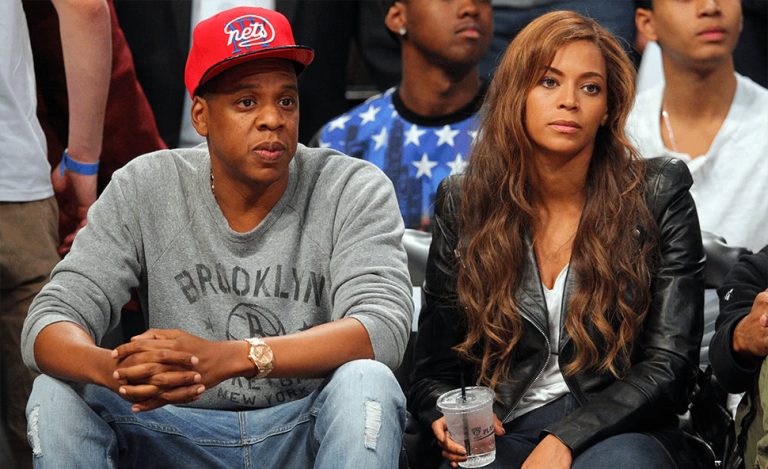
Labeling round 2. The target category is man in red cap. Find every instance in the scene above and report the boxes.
[21,7,411,468]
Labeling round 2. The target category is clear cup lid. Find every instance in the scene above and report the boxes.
[436,386,494,413]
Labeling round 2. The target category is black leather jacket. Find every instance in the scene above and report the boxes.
[409,157,705,460]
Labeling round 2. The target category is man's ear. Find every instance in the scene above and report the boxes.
[191,96,209,138]
[384,1,406,37]
[635,8,658,43]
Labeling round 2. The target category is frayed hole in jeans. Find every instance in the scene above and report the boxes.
[28,406,42,457]
[364,400,382,450]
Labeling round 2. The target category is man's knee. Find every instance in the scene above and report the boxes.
[26,375,116,458]
[26,375,82,457]
[320,360,406,453]
[27,375,79,414]
[333,359,396,382]
[324,359,406,424]
[330,360,405,403]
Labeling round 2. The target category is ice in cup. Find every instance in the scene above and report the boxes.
[436,386,496,468]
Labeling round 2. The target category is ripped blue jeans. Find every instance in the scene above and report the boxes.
[26,359,406,468]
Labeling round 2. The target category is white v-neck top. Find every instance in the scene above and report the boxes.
[511,265,570,419]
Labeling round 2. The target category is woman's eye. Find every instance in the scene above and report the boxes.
[539,77,558,89]
[582,83,601,95]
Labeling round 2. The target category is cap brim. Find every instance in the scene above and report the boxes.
[195,45,315,96]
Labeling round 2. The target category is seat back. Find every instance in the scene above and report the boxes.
[395,229,432,393]
[402,229,432,289]
[702,231,751,290]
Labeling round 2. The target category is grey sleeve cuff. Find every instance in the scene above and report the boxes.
[21,316,82,373]
[350,309,411,370]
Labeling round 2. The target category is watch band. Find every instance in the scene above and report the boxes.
[244,337,274,378]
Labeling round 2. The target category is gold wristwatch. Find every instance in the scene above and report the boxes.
[244,337,274,378]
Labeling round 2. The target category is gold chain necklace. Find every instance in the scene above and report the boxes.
[661,106,679,152]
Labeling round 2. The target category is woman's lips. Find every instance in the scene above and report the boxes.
[549,121,581,134]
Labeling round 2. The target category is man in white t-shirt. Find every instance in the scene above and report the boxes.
[628,0,768,367]
[628,0,768,253]
[0,1,110,467]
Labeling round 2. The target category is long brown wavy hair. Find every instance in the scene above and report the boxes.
[456,11,659,388]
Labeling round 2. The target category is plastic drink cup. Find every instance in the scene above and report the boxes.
[436,386,496,468]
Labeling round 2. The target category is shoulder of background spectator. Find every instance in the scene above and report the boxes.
[307,89,393,147]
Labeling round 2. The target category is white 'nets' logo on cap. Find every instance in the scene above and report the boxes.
[224,15,276,55]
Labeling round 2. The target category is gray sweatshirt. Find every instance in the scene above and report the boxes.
[22,144,413,410]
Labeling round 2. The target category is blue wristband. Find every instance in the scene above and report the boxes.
[60,149,99,176]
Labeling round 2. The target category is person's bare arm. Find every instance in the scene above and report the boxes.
[114,318,375,411]
[264,317,374,377]
[34,321,202,410]
[34,322,116,388]
[49,0,111,253]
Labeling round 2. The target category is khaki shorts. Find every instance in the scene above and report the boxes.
[0,196,59,465]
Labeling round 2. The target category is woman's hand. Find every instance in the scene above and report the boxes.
[432,414,505,468]
[522,434,572,469]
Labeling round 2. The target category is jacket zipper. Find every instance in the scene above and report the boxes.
[558,266,571,353]
[450,247,552,419]
[502,262,578,423]
[501,305,551,423]
[556,266,583,404]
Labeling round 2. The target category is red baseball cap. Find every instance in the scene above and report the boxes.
[184,7,314,98]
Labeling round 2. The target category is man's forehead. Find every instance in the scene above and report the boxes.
[205,59,298,93]
[228,58,296,79]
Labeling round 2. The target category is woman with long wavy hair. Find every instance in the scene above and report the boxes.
[409,10,707,469]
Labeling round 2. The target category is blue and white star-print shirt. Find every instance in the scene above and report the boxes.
[315,87,483,231]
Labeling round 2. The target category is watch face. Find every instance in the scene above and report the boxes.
[248,339,274,378]
[256,344,273,366]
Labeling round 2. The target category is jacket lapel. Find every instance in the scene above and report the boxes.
[558,266,575,351]
[515,239,550,335]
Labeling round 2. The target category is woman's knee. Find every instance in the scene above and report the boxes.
[572,433,674,469]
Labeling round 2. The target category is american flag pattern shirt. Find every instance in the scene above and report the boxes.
[316,87,484,231]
